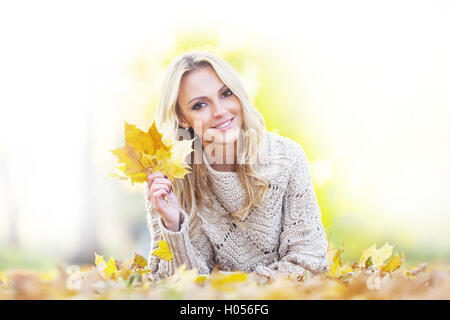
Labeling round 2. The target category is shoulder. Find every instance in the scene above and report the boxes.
[264,133,315,194]
[262,131,308,166]
[255,131,310,186]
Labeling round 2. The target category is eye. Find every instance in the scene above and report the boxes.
[192,102,206,110]
[222,89,233,98]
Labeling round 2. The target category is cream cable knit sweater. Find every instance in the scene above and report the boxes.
[145,131,328,281]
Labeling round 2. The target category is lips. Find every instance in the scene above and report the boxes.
[213,117,234,128]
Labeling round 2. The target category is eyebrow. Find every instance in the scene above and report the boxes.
[188,85,228,105]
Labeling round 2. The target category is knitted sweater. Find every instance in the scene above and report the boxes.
[145,131,329,281]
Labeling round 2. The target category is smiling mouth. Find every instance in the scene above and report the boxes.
[213,117,234,129]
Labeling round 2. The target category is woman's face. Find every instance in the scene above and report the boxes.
[176,65,243,150]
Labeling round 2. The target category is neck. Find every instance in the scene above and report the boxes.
[210,163,237,172]
[204,141,238,172]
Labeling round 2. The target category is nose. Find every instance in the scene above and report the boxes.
[210,99,227,118]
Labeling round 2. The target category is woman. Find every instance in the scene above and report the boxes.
[145,51,328,281]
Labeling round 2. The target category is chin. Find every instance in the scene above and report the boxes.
[216,128,242,144]
[207,136,234,145]
[203,121,242,144]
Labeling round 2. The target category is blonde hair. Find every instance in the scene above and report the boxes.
[155,51,269,234]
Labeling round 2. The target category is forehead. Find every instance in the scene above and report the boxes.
[178,66,224,102]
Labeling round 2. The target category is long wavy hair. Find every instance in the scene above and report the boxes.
[155,51,269,235]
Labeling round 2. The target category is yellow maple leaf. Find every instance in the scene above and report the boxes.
[40,269,59,282]
[380,252,405,273]
[165,265,199,291]
[358,243,393,268]
[104,256,118,279]
[152,240,174,261]
[95,252,106,266]
[124,121,164,156]
[110,145,148,184]
[210,271,248,292]
[133,253,148,269]
[0,272,8,286]
[110,121,193,185]
[329,244,353,278]
[195,275,208,284]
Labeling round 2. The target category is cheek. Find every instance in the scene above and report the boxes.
[229,97,242,114]
[194,114,213,136]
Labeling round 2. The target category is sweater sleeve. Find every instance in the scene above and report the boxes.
[255,142,329,279]
[144,186,216,281]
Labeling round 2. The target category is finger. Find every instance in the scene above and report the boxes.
[152,189,169,209]
[152,177,172,190]
[154,188,169,199]
[147,172,164,186]
[148,187,166,202]
[147,182,169,201]
[147,172,165,187]
[150,183,170,194]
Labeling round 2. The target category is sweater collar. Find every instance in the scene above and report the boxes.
[201,149,246,214]
[199,132,270,214]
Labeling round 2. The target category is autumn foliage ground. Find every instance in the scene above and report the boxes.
[1,244,449,300]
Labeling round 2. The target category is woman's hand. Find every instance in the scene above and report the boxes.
[147,172,181,232]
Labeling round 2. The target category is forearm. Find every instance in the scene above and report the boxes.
[145,201,214,280]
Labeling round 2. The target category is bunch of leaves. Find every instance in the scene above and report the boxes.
[110,121,193,184]
[94,240,173,283]
[94,252,151,285]
[1,242,449,300]
[328,242,405,280]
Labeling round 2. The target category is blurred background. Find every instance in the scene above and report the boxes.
[1,0,449,271]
